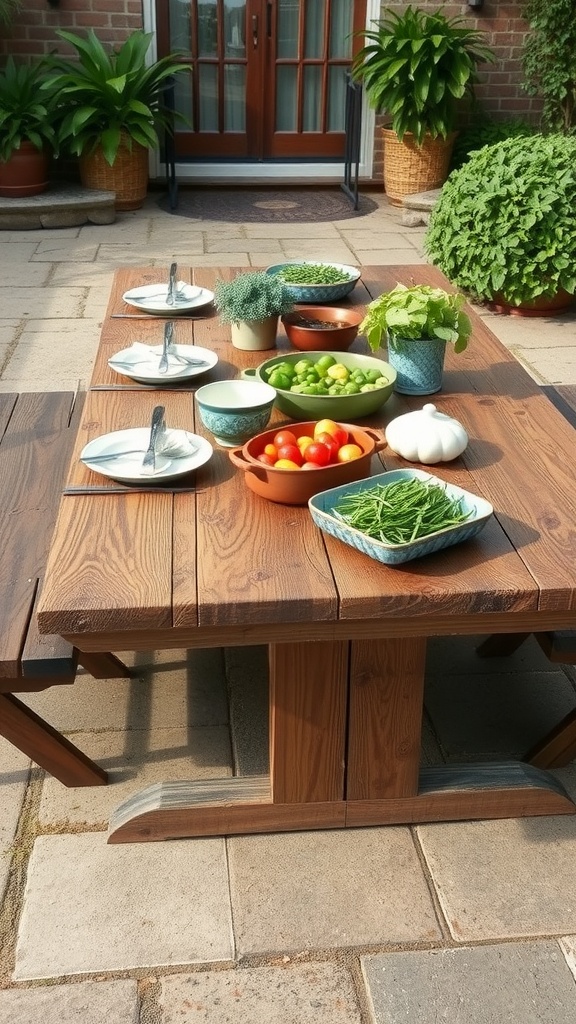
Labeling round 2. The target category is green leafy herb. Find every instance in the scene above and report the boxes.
[333,478,472,544]
[358,284,471,354]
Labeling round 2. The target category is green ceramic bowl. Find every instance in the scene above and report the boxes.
[242,350,396,420]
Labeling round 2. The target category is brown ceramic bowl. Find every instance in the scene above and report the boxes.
[281,306,363,351]
[228,420,386,505]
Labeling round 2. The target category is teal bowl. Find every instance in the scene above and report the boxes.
[195,379,276,446]
[242,350,396,420]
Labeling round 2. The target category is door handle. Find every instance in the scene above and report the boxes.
[252,14,258,48]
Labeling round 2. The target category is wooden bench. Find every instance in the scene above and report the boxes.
[0,392,130,786]
[477,384,576,768]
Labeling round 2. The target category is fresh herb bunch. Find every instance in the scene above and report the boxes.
[278,264,353,286]
[351,5,494,144]
[334,478,472,545]
[43,29,188,166]
[359,284,471,354]
[522,0,576,132]
[425,133,576,307]
[215,271,294,324]
[0,57,61,163]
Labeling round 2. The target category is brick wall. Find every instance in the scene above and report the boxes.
[0,0,143,59]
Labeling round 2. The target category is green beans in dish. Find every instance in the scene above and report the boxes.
[333,478,473,544]
[277,264,354,285]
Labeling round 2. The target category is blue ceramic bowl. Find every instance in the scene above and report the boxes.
[264,262,361,303]
[195,380,276,447]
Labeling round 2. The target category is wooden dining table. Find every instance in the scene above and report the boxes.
[37,264,576,843]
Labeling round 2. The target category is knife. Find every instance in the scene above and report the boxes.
[166,262,178,306]
[141,405,166,475]
[158,322,172,374]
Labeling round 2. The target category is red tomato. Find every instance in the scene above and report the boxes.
[333,427,349,448]
[304,441,331,467]
[337,443,363,463]
[273,429,297,449]
[301,462,320,470]
[257,453,276,467]
[315,432,339,460]
[277,443,303,466]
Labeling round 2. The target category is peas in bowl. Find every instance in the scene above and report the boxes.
[243,350,397,420]
[264,261,361,303]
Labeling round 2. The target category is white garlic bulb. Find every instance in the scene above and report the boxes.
[385,403,468,464]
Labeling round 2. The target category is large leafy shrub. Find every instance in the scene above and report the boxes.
[425,134,576,306]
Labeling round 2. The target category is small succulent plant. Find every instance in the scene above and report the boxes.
[214,271,294,324]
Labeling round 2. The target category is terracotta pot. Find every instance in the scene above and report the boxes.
[381,128,456,207]
[0,141,50,198]
[230,315,279,351]
[281,307,362,351]
[79,136,149,211]
[489,290,575,317]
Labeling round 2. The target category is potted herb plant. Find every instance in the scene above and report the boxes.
[0,57,61,198]
[424,133,576,314]
[44,29,188,210]
[351,6,494,205]
[359,284,472,395]
[214,271,294,351]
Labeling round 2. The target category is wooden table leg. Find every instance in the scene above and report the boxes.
[0,692,108,786]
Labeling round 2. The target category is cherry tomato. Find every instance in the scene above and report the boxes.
[301,462,320,470]
[314,418,342,439]
[264,443,278,459]
[296,434,315,452]
[277,443,303,466]
[257,453,276,467]
[274,458,301,470]
[337,443,363,463]
[304,441,331,467]
[273,429,297,449]
[333,427,349,448]
[315,432,340,460]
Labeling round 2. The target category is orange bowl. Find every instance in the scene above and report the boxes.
[228,420,386,505]
[281,306,362,351]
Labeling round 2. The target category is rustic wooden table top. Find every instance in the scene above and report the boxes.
[37,265,576,652]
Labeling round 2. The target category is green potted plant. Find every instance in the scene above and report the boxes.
[0,56,61,198]
[214,271,294,351]
[44,29,188,211]
[424,133,576,314]
[359,283,472,395]
[351,5,494,205]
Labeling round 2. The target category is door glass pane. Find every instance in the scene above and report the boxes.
[224,0,246,58]
[303,65,322,131]
[170,0,192,55]
[304,0,326,59]
[277,0,299,59]
[329,0,354,58]
[276,65,297,130]
[174,69,193,133]
[198,64,218,130]
[198,0,218,57]
[327,65,346,131]
[224,64,246,131]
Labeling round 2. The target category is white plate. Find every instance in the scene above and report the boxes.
[80,428,213,484]
[122,283,215,315]
[108,344,218,384]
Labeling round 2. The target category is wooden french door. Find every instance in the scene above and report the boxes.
[157,0,367,162]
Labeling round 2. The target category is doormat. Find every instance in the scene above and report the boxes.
[157,188,378,222]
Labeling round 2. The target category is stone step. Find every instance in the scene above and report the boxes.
[0,183,116,230]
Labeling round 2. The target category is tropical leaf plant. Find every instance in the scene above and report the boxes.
[424,133,576,306]
[351,6,494,144]
[0,56,61,163]
[43,29,189,166]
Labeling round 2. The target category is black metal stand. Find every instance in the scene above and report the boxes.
[341,72,362,210]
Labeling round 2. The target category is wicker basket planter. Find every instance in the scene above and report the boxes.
[382,128,456,206]
[79,136,149,211]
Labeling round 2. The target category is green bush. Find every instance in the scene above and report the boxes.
[522,0,576,132]
[450,114,535,171]
[425,133,576,306]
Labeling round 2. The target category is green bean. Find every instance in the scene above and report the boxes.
[333,478,472,544]
[278,264,353,285]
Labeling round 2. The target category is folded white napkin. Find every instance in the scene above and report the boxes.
[156,429,198,458]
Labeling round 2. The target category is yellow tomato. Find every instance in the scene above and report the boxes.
[264,443,278,459]
[336,443,363,463]
[313,418,341,439]
[296,434,315,452]
[274,458,301,470]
